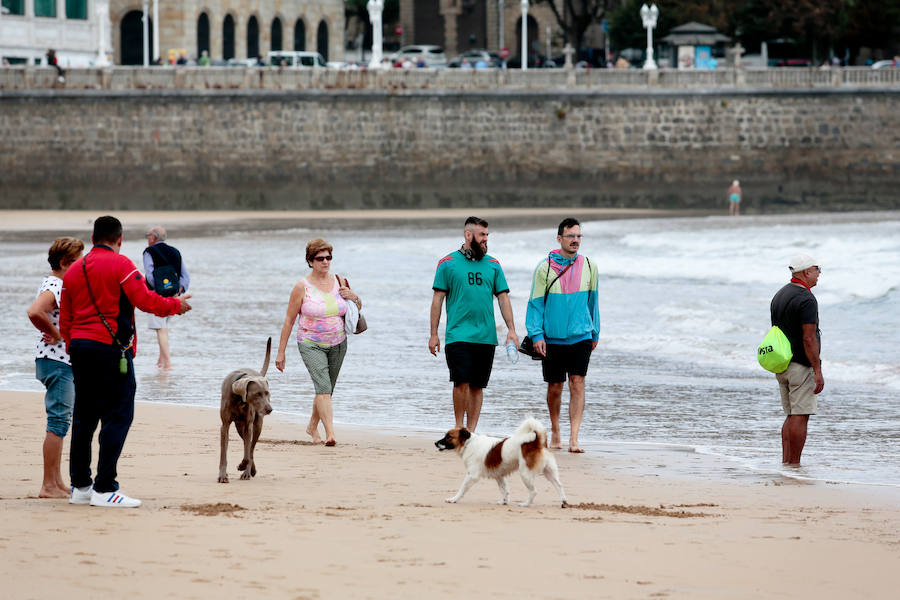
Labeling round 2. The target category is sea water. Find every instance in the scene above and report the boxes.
[2,211,898,487]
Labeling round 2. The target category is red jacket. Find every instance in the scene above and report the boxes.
[60,245,181,355]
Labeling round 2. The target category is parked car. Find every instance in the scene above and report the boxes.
[448,49,502,68]
[267,51,327,68]
[506,56,559,69]
[775,58,812,67]
[226,58,257,67]
[389,45,447,67]
[871,59,897,69]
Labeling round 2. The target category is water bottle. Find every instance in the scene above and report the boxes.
[506,343,519,364]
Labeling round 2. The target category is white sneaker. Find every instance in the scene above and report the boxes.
[90,490,142,508]
[69,485,92,505]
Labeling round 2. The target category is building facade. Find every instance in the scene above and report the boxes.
[1,0,345,66]
[1,0,104,65]
[398,0,578,60]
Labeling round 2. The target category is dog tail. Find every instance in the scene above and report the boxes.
[260,337,272,376]
[516,417,548,447]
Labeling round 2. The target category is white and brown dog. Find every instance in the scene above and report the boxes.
[435,417,568,507]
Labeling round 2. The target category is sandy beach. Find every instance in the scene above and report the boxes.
[2,390,899,599]
[4,208,900,598]
[0,208,715,241]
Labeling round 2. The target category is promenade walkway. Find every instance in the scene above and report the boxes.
[2,65,899,91]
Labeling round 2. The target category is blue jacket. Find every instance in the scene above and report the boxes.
[525,251,600,345]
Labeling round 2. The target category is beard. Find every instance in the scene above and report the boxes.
[469,239,487,261]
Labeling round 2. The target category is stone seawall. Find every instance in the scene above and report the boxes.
[1,88,898,211]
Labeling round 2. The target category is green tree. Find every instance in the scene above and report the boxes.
[532,0,612,51]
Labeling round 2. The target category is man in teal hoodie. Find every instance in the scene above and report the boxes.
[526,218,600,453]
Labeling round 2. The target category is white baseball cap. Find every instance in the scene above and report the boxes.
[788,253,818,272]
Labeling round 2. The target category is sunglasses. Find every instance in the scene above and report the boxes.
[313,255,333,262]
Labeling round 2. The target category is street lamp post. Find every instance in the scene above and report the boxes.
[498,0,505,56]
[141,0,149,66]
[366,0,384,69]
[153,0,159,64]
[520,0,528,71]
[640,3,659,70]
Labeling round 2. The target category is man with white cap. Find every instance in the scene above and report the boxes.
[769,253,823,465]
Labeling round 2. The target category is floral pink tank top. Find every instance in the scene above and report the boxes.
[297,276,348,347]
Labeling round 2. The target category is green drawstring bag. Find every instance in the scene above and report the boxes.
[758,326,792,373]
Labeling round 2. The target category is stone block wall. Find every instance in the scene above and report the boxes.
[1,88,898,211]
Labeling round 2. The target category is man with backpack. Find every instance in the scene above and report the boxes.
[144,226,190,369]
[770,253,824,465]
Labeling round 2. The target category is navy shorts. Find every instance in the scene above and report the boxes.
[445,342,495,389]
[542,339,594,383]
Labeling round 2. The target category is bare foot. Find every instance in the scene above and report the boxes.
[39,486,69,499]
[568,446,585,454]
[324,439,336,447]
[306,425,322,444]
[549,434,563,450]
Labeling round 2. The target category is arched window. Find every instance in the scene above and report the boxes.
[294,19,306,51]
[247,16,259,59]
[65,0,87,19]
[271,18,283,52]
[120,10,153,65]
[197,13,210,58]
[223,15,235,60]
[316,21,328,61]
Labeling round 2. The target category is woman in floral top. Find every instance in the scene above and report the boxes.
[276,239,362,446]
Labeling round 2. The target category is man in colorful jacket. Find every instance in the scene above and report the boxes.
[60,216,192,508]
[525,218,600,453]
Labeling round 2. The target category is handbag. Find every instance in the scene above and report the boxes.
[518,335,542,360]
[758,325,792,373]
[340,277,367,335]
[518,259,576,361]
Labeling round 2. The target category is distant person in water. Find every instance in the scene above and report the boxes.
[728,180,742,216]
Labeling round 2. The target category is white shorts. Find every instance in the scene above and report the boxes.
[148,313,173,330]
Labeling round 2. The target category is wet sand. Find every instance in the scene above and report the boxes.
[2,390,899,599]
[0,208,715,241]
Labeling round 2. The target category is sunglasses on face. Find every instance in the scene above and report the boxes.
[313,255,333,262]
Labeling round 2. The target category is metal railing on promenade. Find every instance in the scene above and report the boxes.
[1,66,899,92]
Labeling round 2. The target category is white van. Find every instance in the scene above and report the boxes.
[267,51,327,68]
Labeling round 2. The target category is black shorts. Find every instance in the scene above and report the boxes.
[445,342,495,389]
[542,339,593,383]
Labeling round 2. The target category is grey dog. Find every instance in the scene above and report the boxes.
[217,338,273,483]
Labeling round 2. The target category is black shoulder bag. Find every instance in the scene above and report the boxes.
[81,257,133,374]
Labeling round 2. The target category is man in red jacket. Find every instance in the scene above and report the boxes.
[60,216,192,508]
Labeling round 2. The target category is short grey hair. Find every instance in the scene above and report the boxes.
[147,225,167,241]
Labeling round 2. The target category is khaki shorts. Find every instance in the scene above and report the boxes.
[776,361,817,415]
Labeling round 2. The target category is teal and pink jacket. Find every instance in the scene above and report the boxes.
[525,250,600,345]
